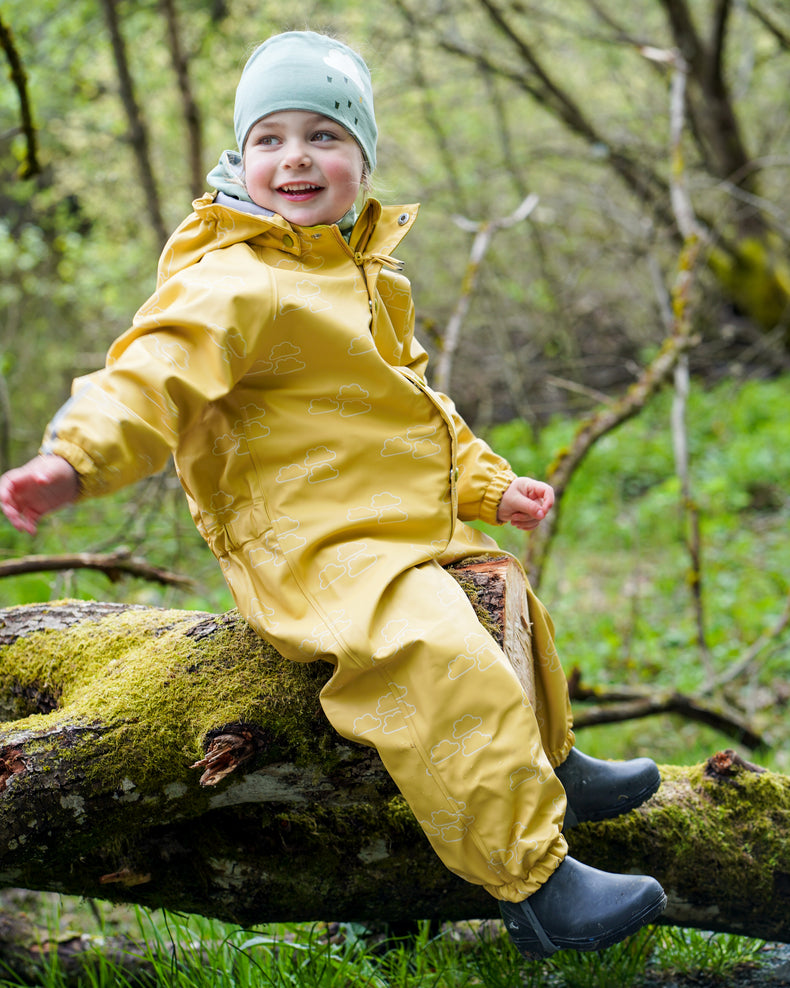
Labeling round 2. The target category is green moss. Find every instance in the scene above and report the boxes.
[708,236,790,330]
[0,603,335,794]
[446,556,509,644]
[449,576,502,643]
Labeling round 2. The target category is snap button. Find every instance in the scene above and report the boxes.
[397,212,410,225]
[282,234,294,248]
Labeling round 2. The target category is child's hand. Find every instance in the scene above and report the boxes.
[497,476,554,531]
[0,455,80,534]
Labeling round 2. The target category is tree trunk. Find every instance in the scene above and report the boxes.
[98,0,168,246]
[159,0,205,201]
[1,567,789,940]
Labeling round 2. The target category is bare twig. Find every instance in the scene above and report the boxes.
[434,194,538,394]
[523,315,698,587]
[543,374,613,407]
[0,550,194,589]
[706,589,790,694]
[568,671,765,749]
[663,49,714,672]
[0,13,39,178]
[672,353,713,675]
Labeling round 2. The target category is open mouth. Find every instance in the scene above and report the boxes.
[277,184,323,198]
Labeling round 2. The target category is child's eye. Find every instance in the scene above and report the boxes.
[312,130,337,143]
[254,134,279,147]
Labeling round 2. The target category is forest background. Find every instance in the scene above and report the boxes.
[1,0,789,795]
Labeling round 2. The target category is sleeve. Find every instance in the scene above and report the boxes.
[398,306,515,527]
[432,391,516,525]
[41,245,277,499]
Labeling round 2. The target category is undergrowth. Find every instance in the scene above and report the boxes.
[0,895,772,988]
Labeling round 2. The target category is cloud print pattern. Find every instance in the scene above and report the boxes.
[42,193,574,901]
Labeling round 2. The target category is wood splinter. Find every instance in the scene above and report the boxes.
[99,868,152,887]
[190,730,259,786]
[0,748,27,792]
[704,748,767,781]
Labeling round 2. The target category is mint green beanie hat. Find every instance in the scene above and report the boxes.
[234,31,377,170]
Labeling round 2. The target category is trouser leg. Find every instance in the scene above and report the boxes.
[523,581,575,767]
[319,561,569,901]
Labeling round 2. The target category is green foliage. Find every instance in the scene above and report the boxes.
[653,927,765,981]
[0,894,773,987]
[547,924,658,987]
[482,376,790,767]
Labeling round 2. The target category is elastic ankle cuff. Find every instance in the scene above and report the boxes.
[484,835,567,902]
[546,731,576,770]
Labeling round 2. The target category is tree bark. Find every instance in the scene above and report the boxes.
[0,13,39,179]
[98,0,168,246]
[1,573,788,940]
[159,0,205,201]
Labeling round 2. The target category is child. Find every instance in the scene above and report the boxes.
[0,31,666,958]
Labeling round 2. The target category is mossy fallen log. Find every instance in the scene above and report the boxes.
[1,593,789,941]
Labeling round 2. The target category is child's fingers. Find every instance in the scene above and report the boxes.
[0,496,39,534]
[0,473,41,534]
[509,512,541,530]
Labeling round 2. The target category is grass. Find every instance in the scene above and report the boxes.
[0,893,771,987]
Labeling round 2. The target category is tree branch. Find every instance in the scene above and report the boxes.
[0,550,194,589]
[0,13,39,178]
[434,194,538,394]
[159,0,205,201]
[98,0,169,246]
[437,2,672,221]
[569,684,765,750]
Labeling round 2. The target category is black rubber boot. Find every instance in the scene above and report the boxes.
[500,856,667,959]
[555,747,661,828]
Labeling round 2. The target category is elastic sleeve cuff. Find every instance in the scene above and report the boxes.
[478,469,516,526]
[39,439,105,500]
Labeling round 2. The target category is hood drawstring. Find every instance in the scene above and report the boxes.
[354,250,404,273]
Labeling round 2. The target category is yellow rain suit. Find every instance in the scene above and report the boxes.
[43,194,574,900]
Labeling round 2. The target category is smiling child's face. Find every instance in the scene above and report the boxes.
[243,110,365,227]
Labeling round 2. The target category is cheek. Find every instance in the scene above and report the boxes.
[343,161,365,192]
[330,151,365,188]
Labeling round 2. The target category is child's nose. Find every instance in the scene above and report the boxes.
[282,141,311,167]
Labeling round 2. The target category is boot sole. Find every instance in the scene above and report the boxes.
[504,887,668,959]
